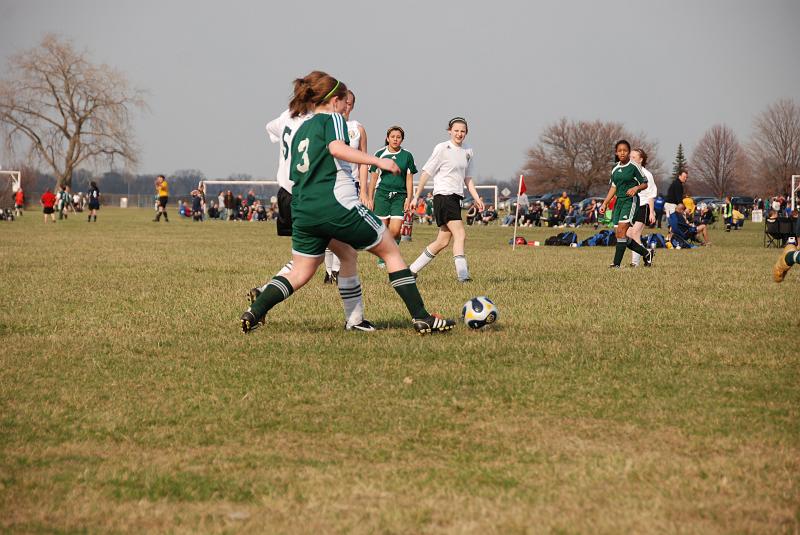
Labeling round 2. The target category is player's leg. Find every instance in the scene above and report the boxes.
[446,219,470,281]
[409,226,451,275]
[773,242,799,283]
[327,239,374,331]
[367,232,454,334]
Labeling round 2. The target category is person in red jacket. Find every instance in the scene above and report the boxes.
[41,188,56,223]
[14,188,24,216]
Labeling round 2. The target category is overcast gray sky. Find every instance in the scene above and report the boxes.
[1,0,798,184]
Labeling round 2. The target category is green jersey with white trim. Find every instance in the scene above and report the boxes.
[290,112,359,223]
[369,147,417,194]
[610,161,645,193]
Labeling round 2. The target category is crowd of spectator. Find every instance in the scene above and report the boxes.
[177,188,280,222]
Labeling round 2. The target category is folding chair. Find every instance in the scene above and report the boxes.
[764,218,791,248]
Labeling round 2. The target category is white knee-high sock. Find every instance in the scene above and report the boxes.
[331,253,341,272]
[631,251,641,266]
[454,255,470,280]
[337,275,364,327]
[324,249,334,276]
[410,247,436,274]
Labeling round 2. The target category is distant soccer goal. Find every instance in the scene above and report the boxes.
[1,170,22,192]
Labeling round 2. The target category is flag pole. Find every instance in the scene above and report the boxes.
[512,174,523,250]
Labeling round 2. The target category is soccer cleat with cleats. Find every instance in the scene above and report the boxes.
[458,277,472,283]
[412,314,455,335]
[773,243,797,283]
[240,310,266,334]
[644,249,655,267]
[345,319,377,332]
[323,272,332,284]
[330,271,339,285]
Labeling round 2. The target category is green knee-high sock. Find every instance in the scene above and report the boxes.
[786,250,800,266]
[613,239,627,266]
[389,268,429,319]
[249,275,294,319]
[626,239,648,257]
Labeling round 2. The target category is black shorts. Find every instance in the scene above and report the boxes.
[633,203,649,224]
[158,196,169,208]
[277,187,293,237]
[43,206,54,214]
[433,194,463,227]
[88,201,100,210]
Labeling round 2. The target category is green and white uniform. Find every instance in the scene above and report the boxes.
[369,147,417,219]
[289,112,385,257]
[609,161,645,225]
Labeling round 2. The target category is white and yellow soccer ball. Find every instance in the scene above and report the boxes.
[461,296,498,329]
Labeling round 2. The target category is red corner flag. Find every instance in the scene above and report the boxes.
[518,175,527,195]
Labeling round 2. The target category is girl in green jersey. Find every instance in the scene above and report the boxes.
[241,72,454,335]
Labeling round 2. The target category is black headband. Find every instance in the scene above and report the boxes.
[448,117,467,128]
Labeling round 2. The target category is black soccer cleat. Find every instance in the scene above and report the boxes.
[248,287,261,304]
[323,272,332,284]
[330,271,339,285]
[413,314,455,335]
[240,310,264,334]
[644,249,655,267]
[345,319,377,332]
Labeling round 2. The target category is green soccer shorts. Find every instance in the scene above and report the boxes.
[612,195,639,225]
[373,190,407,219]
[292,205,386,257]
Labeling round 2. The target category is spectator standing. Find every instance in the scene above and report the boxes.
[41,188,56,223]
[217,191,225,219]
[557,191,571,211]
[224,190,234,221]
[653,195,665,228]
[664,171,687,220]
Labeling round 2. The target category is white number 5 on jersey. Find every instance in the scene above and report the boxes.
[296,138,310,173]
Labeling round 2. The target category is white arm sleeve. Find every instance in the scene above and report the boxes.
[265,110,288,144]
[421,144,443,176]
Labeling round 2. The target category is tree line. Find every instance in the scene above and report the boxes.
[518,99,800,199]
[2,35,798,203]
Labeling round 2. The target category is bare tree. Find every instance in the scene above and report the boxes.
[690,124,743,197]
[748,98,800,195]
[0,34,146,189]
[520,118,663,196]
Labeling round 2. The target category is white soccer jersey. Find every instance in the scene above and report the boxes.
[422,141,475,197]
[266,109,312,193]
[346,119,363,179]
[639,167,657,205]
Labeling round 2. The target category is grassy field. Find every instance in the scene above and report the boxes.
[1,207,798,534]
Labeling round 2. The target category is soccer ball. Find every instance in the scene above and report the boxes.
[462,296,498,329]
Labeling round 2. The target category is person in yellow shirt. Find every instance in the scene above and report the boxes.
[682,195,695,221]
[154,174,169,222]
[557,191,571,211]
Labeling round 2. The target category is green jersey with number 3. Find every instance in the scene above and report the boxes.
[290,112,359,223]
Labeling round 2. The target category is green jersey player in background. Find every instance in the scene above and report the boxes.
[240,71,455,335]
[599,139,653,269]
[368,125,417,268]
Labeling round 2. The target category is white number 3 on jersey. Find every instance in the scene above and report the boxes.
[296,138,310,173]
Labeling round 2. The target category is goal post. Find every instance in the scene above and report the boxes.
[0,170,22,192]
